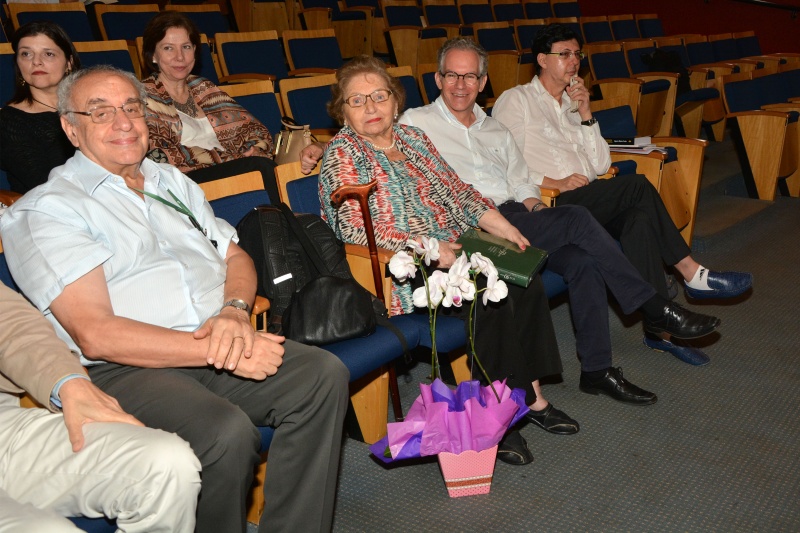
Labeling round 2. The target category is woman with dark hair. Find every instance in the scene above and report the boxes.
[0,22,80,194]
[141,11,280,202]
[319,56,577,465]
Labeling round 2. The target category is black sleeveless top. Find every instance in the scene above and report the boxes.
[0,106,76,193]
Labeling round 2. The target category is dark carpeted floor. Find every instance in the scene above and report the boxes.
[252,133,800,532]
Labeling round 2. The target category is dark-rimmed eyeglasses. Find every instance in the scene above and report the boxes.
[66,100,145,124]
[345,89,393,108]
[439,71,482,86]
[544,50,585,60]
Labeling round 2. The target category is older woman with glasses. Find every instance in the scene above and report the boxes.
[318,55,577,466]
[140,11,279,202]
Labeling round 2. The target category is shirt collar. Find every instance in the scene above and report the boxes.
[66,151,162,196]
[433,96,487,130]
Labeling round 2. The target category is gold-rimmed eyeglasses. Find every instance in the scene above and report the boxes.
[544,50,585,60]
[345,89,393,108]
[66,100,145,124]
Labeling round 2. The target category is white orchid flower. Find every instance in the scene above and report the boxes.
[482,270,509,305]
[470,252,497,277]
[413,270,447,308]
[388,250,417,281]
[442,284,463,308]
[408,237,440,266]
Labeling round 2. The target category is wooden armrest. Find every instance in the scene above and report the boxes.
[634,71,678,80]
[384,25,423,33]
[652,136,709,148]
[0,190,22,206]
[728,110,791,120]
[219,73,276,84]
[344,243,395,264]
[597,165,619,179]
[539,186,560,199]
[761,103,800,112]
[287,68,337,77]
[594,77,644,86]
[250,296,270,331]
[253,295,270,315]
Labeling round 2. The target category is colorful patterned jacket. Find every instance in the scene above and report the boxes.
[319,123,494,314]
[143,75,274,172]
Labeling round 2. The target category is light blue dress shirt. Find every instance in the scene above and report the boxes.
[0,152,237,365]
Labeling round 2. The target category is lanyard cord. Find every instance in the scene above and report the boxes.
[133,188,218,249]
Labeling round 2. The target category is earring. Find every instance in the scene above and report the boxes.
[393,113,398,120]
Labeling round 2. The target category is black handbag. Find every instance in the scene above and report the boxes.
[276,204,378,345]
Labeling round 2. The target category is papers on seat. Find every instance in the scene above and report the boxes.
[606,136,668,155]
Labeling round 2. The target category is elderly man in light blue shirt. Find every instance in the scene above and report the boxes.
[1,66,349,533]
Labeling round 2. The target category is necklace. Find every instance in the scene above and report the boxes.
[369,137,396,151]
[173,94,198,118]
[31,97,57,111]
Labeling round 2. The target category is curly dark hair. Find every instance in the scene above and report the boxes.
[327,56,406,126]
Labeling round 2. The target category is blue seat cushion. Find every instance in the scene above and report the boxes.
[613,159,638,176]
[209,190,273,227]
[258,426,274,453]
[641,79,671,95]
[403,313,466,352]
[541,269,568,299]
[68,517,116,532]
[676,87,719,107]
[322,317,420,381]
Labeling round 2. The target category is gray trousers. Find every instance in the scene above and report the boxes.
[89,340,349,533]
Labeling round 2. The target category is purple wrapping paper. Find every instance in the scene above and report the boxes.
[370,379,529,463]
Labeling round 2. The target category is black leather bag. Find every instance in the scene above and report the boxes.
[282,275,377,345]
[239,202,376,345]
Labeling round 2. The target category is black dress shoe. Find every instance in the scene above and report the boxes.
[579,367,657,405]
[496,430,533,465]
[644,302,720,340]
[525,404,580,435]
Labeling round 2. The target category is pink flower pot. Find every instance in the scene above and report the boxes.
[437,445,498,498]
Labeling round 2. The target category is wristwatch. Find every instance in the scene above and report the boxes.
[222,298,251,315]
[580,117,598,127]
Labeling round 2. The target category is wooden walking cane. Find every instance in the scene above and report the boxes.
[330,181,405,422]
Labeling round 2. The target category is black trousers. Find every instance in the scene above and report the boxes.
[438,273,563,405]
[558,174,692,299]
[500,202,656,372]
[187,156,281,207]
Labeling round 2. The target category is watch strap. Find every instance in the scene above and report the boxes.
[223,298,251,315]
[580,117,598,126]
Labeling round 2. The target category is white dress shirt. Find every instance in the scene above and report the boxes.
[399,96,542,204]
[0,152,236,363]
[492,76,612,182]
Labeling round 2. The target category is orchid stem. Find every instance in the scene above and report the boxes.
[471,285,500,402]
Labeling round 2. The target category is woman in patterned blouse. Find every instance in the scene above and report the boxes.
[319,56,579,465]
[140,12,279,203]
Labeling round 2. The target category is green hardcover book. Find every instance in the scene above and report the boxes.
[456,229,548,288]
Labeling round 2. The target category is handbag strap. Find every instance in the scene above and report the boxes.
[276,203,333,277]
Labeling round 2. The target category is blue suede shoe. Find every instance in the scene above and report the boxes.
[643,336,711,366]
[684,270,752,300]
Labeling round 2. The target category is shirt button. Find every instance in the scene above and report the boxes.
[160,241,167,246]
[191,298,196,304]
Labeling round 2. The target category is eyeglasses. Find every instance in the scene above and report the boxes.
[345,89,393,108]
[440,71,481,86]
[544,50,585,60]
[66,100,145,124]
